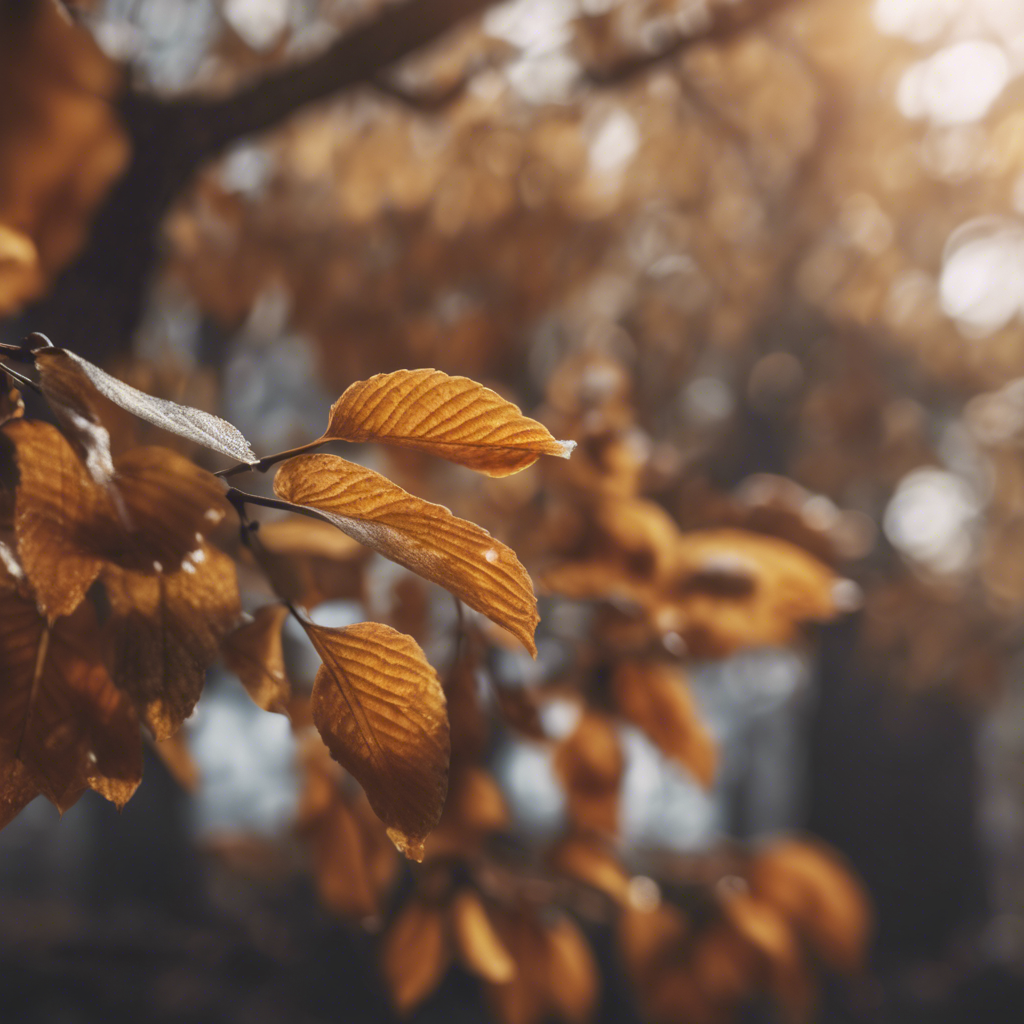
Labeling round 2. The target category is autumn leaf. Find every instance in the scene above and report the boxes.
[554,710,623,836]
[0,382,23,426]
[4,420,229,619]
[382,900,451,1014]
[451,889,516,984]
[319,368,574,476]
[611,662,716,788]
[0,584,141,812]
[303,619,450,860]
[0,759,39,829]
[222,603,291,714]
[274,453,539,655]
[35,347,258,466]
[550,834,631,905]
[103,545,241,740]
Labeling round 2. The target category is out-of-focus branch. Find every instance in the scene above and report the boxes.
[580,0,799,85]
[177,0,499,159]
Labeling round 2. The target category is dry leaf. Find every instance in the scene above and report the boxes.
[222,603,291,714]
[103,546,241,740]
[304,619,450,860]
[274,453,539,655]
[554,710,623,836]
[0,759,39,828]
[748,839,871,974]
[307,799,380,918]
[382,900,452,1014]
[0,589,141,812]
[612,662,716,787]
[36,348,258,465]
[320,368,574,476]
[5,420,228,619]
[451,888,517,983]
[0,383,24,426]
[545,914,599,1024]
[550,834,631,904]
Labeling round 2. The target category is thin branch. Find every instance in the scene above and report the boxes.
[215,439,329,479]
[581,0,798,86]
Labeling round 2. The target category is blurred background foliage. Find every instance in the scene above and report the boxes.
[4,0,1024,1021]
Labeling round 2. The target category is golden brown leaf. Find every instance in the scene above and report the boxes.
[747,839,871,974]
[451,889,517,984]
[425,764,508,858]
[274,453,539,655]
[0,587,141,813]
[550,835,631,905]
[5,421,229,619]
[321,368,574,476]
[306,799,381,919]
[554,710,623,836]
[103,546,241,740]
[222,604,291,714]
[545,914,599,1024]
[0,383,23,426]
[382,900,451,1014]
[304,619,450,860]
[5,419,106,619]
[0,759,39,828]
[612,662,716,788]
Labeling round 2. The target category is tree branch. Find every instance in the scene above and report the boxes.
[178,0,499,160]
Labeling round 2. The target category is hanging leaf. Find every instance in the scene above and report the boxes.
[382,899,452,1014]
[303,619,449,860]
[222,603,291,714]
[611,662,716,788]
[319,368,574,476]
[274,454,539,655]
[451,889,516,984]
[554,710,623,836]
[5,420,229,619]
[0,585,141,813]
[35,348,258,466]
[103,546,241,740]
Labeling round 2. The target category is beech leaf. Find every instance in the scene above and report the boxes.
[451,889,516,984]
[611,662,716,787]
[222,603,291,714]
[304,619,450,861]
[103,545,241,740]
[320,368,575,476]
[274,454,539,655]
[36,347,258,466]
[0,587,141,812]
[382,900,451,1014]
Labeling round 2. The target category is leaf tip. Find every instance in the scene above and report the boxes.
[555,439,577,459]
[387,827,427,862]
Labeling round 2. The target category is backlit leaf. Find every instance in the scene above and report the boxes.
[451,889,516,984]
[36,348,259,466]
[103,546,241,740]
[611,662,716,788]
[222,604,291,714]
[0,587,141,812]
[321,368,575,476]
[304,619,450,860]
[554,710,623,836]
[382,900,451,1014]
[274,454,539,655]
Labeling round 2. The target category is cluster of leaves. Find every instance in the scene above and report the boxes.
[0,335,574,861]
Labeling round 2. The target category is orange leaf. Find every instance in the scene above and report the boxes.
[382,900,451,1014]
[554,711,623,836]
[304,619,450,860]
[0,584,141,813]
[320,369,574,476]
[103,546,241,740]
[451,888,517,984]
[274,453,539,655]
[612,662,716,787]
[222,604,291,714]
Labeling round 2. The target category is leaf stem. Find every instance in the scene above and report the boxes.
[215,438,329,479]
[0,361,42,394]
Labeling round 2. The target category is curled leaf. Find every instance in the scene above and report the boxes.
[274,453,539,655]
[321,368,574,476]
[304,619,450,860]
[222,603,291,714]
[36,348,258,465]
